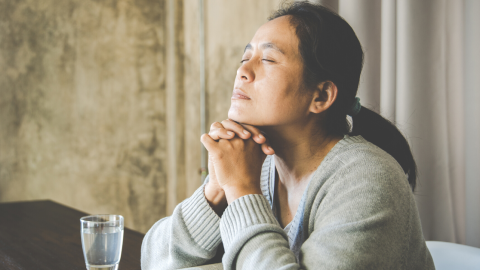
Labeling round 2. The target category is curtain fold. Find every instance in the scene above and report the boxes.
[396,0,460,244]
[339,0,382,112]
[380,0,396,120]
[464,0,480,248]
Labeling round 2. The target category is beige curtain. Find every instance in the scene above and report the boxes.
[312,0,480,247]
[464,0,480,249]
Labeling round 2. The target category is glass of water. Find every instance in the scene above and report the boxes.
[80,215,124,270]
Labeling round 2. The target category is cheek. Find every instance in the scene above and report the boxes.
[252,81,308,125]
[228,65,307,126]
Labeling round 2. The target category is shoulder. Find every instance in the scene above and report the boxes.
[322,135,409,189]
[306,135,413,222]
[332,135,403,170]
[301,136,428,269]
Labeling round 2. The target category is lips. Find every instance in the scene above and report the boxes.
[232,88,250,100]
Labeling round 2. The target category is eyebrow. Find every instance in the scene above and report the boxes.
[244,42,285,54]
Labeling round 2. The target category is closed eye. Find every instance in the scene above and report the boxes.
[240,59,275,63]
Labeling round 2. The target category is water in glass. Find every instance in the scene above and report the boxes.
[81,215,124,270]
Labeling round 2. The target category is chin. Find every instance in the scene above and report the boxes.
[228,108,257,125]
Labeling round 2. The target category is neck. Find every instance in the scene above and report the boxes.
[261,122,342,190]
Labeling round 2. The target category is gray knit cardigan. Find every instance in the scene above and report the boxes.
[141,135,435,270]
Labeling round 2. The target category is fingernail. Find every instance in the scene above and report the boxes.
[227,131,234,136]
[258,134,264,140]
[268,146,273,151]
[243,130,250,135]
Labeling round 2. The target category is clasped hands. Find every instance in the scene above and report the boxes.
[201,119,274,215]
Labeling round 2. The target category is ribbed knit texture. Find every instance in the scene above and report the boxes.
[141,180,223,270]
[141,135,436,270]
[220,194,280,249]
[181,183,221,251]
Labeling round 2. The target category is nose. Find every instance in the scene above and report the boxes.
[236,61,255,83]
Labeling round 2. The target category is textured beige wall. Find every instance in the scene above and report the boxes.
[204,0,283,125]
[0,0,283,233]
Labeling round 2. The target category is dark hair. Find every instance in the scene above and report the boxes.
[269,1,417,191]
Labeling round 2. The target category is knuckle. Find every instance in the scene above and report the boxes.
[242,123,254,130]
[231,139,242,147]
[219,139,231,148]
[220,119,230,126]
[201,133,210,141]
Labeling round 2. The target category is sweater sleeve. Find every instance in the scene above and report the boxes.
[219,156,423,270]
[220,194,298,270]
[220,194,299,269]
[141,176,222,270]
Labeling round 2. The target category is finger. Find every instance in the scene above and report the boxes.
[238,123,267,144]
[261,143,275,155]
[209,128,235,141]
[221,119,251,139]
[200,133,219,153]
[240,124,275,155]
[209,121,234,140]
[233,121,275,154]
[210,121,224,130]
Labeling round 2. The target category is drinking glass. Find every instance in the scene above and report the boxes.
[80,215,124,270]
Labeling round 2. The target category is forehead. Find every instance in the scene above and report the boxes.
[248,16,299,55]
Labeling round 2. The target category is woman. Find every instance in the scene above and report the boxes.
[141,2,435,269]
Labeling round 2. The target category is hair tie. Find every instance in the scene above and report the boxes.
[348,97,361,116]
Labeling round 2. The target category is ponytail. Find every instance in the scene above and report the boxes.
[351,107,417,191]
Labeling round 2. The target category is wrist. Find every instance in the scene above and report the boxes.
[223,185,263,205]
[204,183,227,216]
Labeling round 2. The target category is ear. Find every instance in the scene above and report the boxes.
[309,81,338,114]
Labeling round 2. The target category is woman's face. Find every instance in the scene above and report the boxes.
[228,16,313,127]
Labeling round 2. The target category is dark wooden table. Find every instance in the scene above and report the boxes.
[0,200,144,270]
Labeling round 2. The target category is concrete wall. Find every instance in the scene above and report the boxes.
[0,0,282,233]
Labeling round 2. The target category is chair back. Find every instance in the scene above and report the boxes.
[426,241,480,270]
